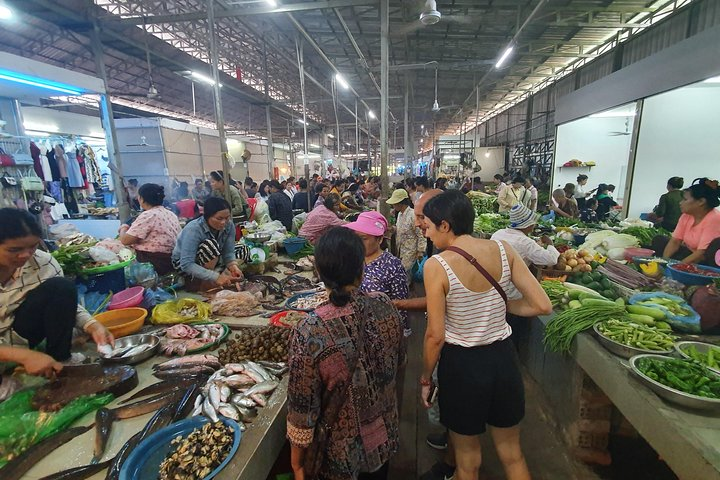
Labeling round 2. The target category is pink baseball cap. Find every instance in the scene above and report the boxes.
[343,211,388,237]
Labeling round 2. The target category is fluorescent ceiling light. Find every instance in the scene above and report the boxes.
[226,138,240,145]
[421,125,424,129]
[0,5,12,19]
[327,133,335,138]
[266,0,277,7]
[24,122,59,133]
[345,142,351,146]
[190,71,221,87]
[368,110,376,119]
[309,144,320,148]
[495,46,514,69]
[297,119,306,125]
[335,73,350,90]
[0,69,84,95]
[702,75,720,84]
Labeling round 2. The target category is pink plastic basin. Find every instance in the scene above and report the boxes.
[107,286,145,310]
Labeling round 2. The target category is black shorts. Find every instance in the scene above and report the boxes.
[438,338,525,435]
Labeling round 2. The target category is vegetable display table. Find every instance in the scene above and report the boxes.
[528,315,720,479]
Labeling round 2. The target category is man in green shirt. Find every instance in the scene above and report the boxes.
[651,176,684,231]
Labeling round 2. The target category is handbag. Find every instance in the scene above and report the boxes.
[12,153,34,165]
[19,170,44,191]
[0,147,14,167]
[0,172,17,187]
[303,300,369,479]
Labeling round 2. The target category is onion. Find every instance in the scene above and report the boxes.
[567,259,578,267]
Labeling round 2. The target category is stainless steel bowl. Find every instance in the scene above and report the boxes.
[245,233,271,244]
[675,341,720,375]
[629,354,720,412]
[593,324,673,359]
[100,333,159,365]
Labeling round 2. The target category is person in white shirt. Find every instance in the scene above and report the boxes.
[492,174,506,195]
[491,203,560,267]
[574,174,596,209]
[525,178,538,211]
[497,176,529,214]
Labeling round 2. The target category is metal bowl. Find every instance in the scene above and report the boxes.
[675,341,720,375]
[593,324,674,359]
[100,333,159,365]
[629,354,720,412]
[245,233,271,244]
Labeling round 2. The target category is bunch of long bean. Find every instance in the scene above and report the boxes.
[544,302,627,353]
[540,280,568,307]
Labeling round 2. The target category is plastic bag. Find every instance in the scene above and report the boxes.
[629,292,701,333]
[412,256,428,283]
[253,198,271,225]
[151,298,211,324]
[0,391,113,467]
[140,287,176,311]
[292,212,308,235]
[88,246,119,264]
[127,261,158,288]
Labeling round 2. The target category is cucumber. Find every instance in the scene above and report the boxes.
[627,304,666,320]
[627,313,656,326]
[568,289,583,300]
[580,298,617,307]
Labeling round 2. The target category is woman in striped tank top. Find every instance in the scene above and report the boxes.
[419,191,552,480]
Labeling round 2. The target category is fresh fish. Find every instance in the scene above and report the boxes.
[172,384,202,421]
[105,345,134,358]
[224,373,255,388]
[239,368,265,384]
[119,379,195,405]
[217,402,240,421]
[202,396,219,422]
[152,354,220,371]
[97,344,113,357]
[121,344,152,357]
[220,384,231,403]
[224,363,247,374]
[2,426,92,480]
[250,393,267,407]
[246,360,275,382]
[238,422,247,432]
[236,405,257,421]
[112,389,183,420]
[208,382,222,410]
[39,459,113,480]
[243,380,279,397]
[230,394,256,409]
[153,366,216,379]
[92,408,116,464]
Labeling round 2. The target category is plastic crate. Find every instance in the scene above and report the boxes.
[77,267,127,294]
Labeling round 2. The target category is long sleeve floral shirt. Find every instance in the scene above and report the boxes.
[395,207,426,271]
[287,292,405,479]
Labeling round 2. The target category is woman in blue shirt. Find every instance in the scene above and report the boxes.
[172,197,244,291]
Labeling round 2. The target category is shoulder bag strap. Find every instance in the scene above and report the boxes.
[444,246,508,304]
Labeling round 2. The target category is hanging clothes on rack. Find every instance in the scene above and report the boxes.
[66,148,84,188]
[46,148,60,180]
[54,145,68,179]
[30,142,44,180]
[38,144,52,181]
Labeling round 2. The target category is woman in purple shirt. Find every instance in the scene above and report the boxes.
[344,211,410,334]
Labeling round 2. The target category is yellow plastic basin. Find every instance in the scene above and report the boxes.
[95,307,148,338]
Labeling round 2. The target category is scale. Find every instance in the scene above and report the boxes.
[242,233,271,263]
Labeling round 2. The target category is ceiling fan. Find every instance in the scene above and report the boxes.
[396,0,479,36]
[608,119,632,136]
[429,69,457,113]
[112,21,160,100]
[126,126,161,148]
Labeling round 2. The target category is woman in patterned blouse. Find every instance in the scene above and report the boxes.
[343,211,410,335]
[287,227,405,480]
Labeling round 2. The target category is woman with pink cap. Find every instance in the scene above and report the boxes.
[344,211,410,334]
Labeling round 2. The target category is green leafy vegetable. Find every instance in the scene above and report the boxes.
[473,213,509,235]
[51,244,94,276]
[619,226,670,247]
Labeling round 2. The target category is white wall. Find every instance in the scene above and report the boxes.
[553,114,634,202]
[628,83,720,218]
[473,146,505,179]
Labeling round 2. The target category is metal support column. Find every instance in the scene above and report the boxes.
[89,23,130,222]
[265,105,274,179]
[207,0,231,200]
[403,75,410,175]
[295,38,309,174]
[355,99,359,173]
[379,0,389,215]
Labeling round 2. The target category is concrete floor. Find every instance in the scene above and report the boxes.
[389,308,600,480]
